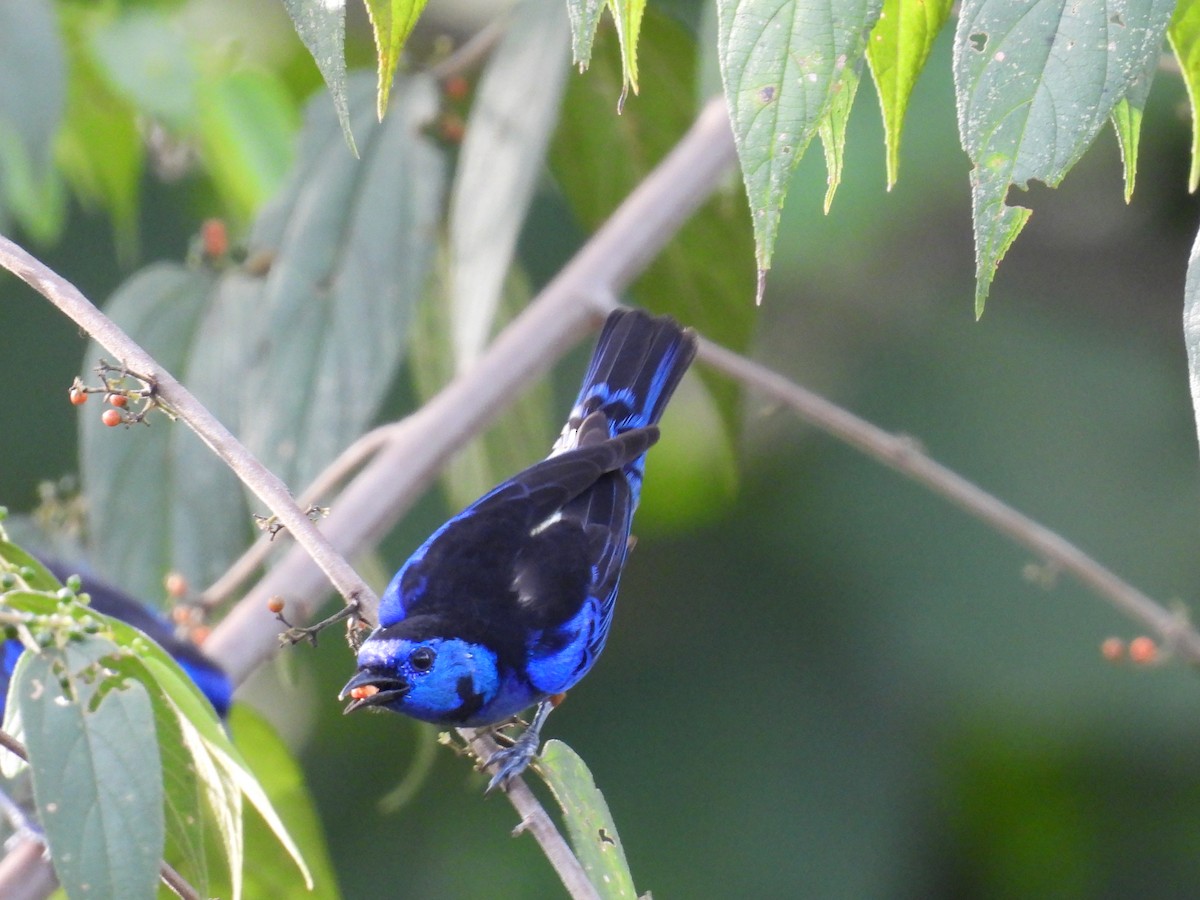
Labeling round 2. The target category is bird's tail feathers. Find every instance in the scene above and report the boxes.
[561,309,697,447]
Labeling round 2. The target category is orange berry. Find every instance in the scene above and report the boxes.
[171,605,192,625]
[200,218,229,259]
[101,409,123,427]
[191,624,211,644]
[164,572,188,598]
[1100,637,1125,662]
[266,596,285,614]
[442,74,469,101]
[69,387,88,405]
[350,684,379,700]
[106,393,128,408]
[1129,636,1158,664]
[438,112,465,144]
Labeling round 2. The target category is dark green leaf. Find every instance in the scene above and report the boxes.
[198,69,299,220]
[550,10,754,438]
[81,263,251,602]
[717,0,883,283]
[16,640,164,900]
[539,740,638,898]
[448,0,569,366]
[954,0,1174,315]
[229,705,342,898]
[0,0,66,243]
[282,0,356,153]
[241,73,445,489]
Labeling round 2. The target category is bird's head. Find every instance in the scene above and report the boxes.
[341,621,499,726]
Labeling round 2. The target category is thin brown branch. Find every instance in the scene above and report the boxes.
[0,234,375,619]
[693,335,1200,663]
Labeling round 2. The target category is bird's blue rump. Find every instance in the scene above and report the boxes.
[343,309,697,789]
[0,561,233,719]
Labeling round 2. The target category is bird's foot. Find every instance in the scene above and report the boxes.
[484,727,542,794]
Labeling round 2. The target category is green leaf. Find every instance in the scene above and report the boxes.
[954,0,1174,316]
[0,540,62,592]
[610,0,647,104]
[241,73,445,489]
[1110,41,1159,203]
[16,640,164,900]
[364,0,430,119]
[539,740,638,898]
[566,0,607,68]
[818,65,862,212]
[717,0,883,292]
[281,0,356,154]
[229,705,341,898]
[864,0,953,189]
[88,9,200,131]
[1169,0,1200,192]
[447,0,570,368]
[0,0,66,243]
[81,263,251,602]
[550,10,754,440]
[57,7,143,257]
[198,69,299,221]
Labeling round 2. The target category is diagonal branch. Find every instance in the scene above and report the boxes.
[693,336,1200,663]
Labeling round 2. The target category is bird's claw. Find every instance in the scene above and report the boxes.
[484,730,541,793]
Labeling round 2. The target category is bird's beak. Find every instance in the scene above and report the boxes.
[340,669,409,713]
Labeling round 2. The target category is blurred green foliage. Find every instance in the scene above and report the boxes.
[3,2,1200,897]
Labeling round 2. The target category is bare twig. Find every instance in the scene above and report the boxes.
[0,234,375,620]
[693,335,1200,663]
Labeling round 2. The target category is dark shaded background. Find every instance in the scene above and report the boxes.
[4,10,1200,899]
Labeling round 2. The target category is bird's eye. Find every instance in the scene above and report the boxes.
[410,647,436,673]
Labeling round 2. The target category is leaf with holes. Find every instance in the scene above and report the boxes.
[717,0,883,296]
[954,0,1173,316]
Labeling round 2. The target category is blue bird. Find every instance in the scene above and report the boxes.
[0,561,233,719]
[341,309,697,789]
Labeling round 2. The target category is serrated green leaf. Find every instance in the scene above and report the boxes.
[610,0,647,104]
[954,0,1174,316]
[567,0,607,68]
[717,0,883,289]
[539,740,638,899]
[550,10,754,443]
[16,640,163,900]
[282,0,356,154]
[240,73,444,490]
[229,705,341,898]
[1170,0,1200,192]
[81,263,251,602]
[1110,41,1159,203]
[818,65,862,212]
[864,0,953,189]
[364,0,430,119]
[0,0,66,243]
[448,0,569,368]
[198,69,299,221]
